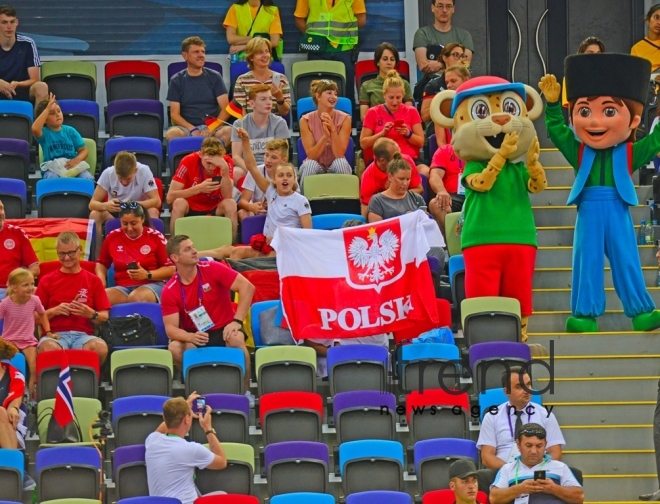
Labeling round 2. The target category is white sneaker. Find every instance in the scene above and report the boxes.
[245,391,255,408]
[23,474,36,491]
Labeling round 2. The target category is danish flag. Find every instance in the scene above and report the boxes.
[53,352,75,427]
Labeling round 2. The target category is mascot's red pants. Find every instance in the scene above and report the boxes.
[463,244,536,317]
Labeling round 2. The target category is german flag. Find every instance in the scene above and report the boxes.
[225,99,243,120]
[7,218,95,261]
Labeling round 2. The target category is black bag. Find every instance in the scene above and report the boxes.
[100,314,157,350]
[37,407,83,444]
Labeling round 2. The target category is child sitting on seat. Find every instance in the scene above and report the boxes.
[31,93,92,180]
[199,128,312,260]
[0,268,57,399]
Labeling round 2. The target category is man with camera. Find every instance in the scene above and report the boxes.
[145,394,227,504]
[489,423,583,504]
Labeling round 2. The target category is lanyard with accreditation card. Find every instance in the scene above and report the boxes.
[179,267,214,332]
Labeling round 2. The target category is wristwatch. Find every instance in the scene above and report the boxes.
[276,98,285,105]
[205,429,217,436]
[147,271,152,280]
[90,311,99,320]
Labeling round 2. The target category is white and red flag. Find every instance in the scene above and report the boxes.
[271,210,444,340]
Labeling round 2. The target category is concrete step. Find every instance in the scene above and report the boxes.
[542,165,641,187]
[562,425,653,451]
[529,185,653,206]
[536,245,656,267]
[550,356,660,379]
[540,377,658,403]
[528,311,637,333]
[539,149,570,166]
[548,400,655,426]
[564,450,655,475]
[533,267,658,289]
[536,227,576,247]
[581,476,656,503]
[533,205,649,227]
[532,287,660,312]
[529,332,660,356]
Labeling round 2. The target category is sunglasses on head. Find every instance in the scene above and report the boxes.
[517,426,547,439]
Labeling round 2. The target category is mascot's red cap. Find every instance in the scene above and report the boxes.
[451,76,527,116]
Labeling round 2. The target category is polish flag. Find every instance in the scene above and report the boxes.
[53,352,75,427]
[271,210,443,340]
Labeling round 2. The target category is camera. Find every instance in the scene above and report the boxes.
[92,410,113,440]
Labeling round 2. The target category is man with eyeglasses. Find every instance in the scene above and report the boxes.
[413,0,474,74]
[476,366,569,492]
[0,199,39,300]
[36,231,110,363]
[490,423,584,504]
[0,5,47,107]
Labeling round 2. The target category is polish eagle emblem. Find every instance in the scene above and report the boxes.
[347,227,400,284]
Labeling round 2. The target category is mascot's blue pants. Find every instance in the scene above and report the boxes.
[572,186,655,318]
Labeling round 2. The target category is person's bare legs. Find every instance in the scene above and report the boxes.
[0,407,18,448]
[170,198,190,235]
[22,346,37,399]
[217,199,238,244]
[229,246,263,260]
[147,207,161,220]
[89,210,114,260]
[168,340,196,368]
[166,127,187,142]
[106,286,158,306]
[82,338,108,365]
[224,331,251,392]
[214,126,232,153]
[198,245,235,259]
[30,82,48,111]
[38,339,64,353]
[417,163,431,178]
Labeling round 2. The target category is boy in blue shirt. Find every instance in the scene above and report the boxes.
[31,93,92,180]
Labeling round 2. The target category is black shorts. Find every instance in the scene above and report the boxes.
[450,193,465,213]
[195,325,247,347]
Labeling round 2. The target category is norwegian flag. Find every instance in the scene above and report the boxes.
[271,211,444,340]
[53,352,75,427]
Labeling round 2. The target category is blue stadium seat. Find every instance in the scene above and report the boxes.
[59,99,100,142]
[182,347,246,396]
[112,395,169,447]
[311,213,364,230]
[107,99,164,141]
[347,491,412,504]
[36,178,95,218]
[113,444,148,501]
[397,342,460,393]
[109,302,168,347]
[250,299,280,348]
[334,390,396,443]
[105,217,165,235]
[296,96,352,123]
[4,352,25,377]
[0,101,33,142]
[0,178,26,218]
[0,448,23,502]
[414,438,478,494]
[339,440,404,495]
[36,446,101,502]
[167,61,222,82]
[469,341,532,393]
[327,344,389,396]
[104,136,163,178]
[241,214,267,244]
[271,493,334,504]
[0,139,30,183]
[167,136,204,171]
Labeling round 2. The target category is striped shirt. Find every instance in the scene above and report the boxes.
[233,70,291,116]
[0,34,40,82]
[0,294,43,348]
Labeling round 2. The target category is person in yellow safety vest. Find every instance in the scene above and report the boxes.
[294,0,367,112]
[223,0,284,61]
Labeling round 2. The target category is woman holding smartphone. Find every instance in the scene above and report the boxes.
[231,37,290,118]
[360,70,429,176]
[95,202,175,306]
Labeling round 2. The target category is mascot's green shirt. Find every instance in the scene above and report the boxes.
[460,160,538,249]
[545,101,660,185]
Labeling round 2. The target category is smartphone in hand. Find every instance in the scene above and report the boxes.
[394,119,405,128]
[272,73,281,87]
[195,397,206,415]
[212,176,222,183]
[534,470,546,480]
[127,262,138,270]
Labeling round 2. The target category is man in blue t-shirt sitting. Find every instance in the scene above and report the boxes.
[0,5,47,106]
[165,36,231,149]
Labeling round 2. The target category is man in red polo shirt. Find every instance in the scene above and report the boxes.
[359,137,424,216]
[429,143,466,235]
[166,137,238,242]
[0,199,39,299]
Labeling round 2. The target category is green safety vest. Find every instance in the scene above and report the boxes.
[306,0,358,46]
[235,3,283,58]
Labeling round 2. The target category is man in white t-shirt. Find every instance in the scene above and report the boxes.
[238,138,290,223]
[476,366,567,492]
[490,423,583,504]
[231,84,290,182]
[89,151,161,254]
[145,395,227,504]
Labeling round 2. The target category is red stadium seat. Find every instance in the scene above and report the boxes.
[105,60,161,102]
[194,495,260,503]
[355,58,410,89]
[423,489,488,504]
[36,349,100,400]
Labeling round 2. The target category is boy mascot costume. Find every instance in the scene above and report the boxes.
[540,54,660,333]
[430,76,546,340]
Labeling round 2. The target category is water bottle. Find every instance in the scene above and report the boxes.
[646,220,655,245]
[640,219,647,245]
[230,53,239,64]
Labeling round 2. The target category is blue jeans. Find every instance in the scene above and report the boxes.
[42,169,94,180]
[37,331,100,350]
